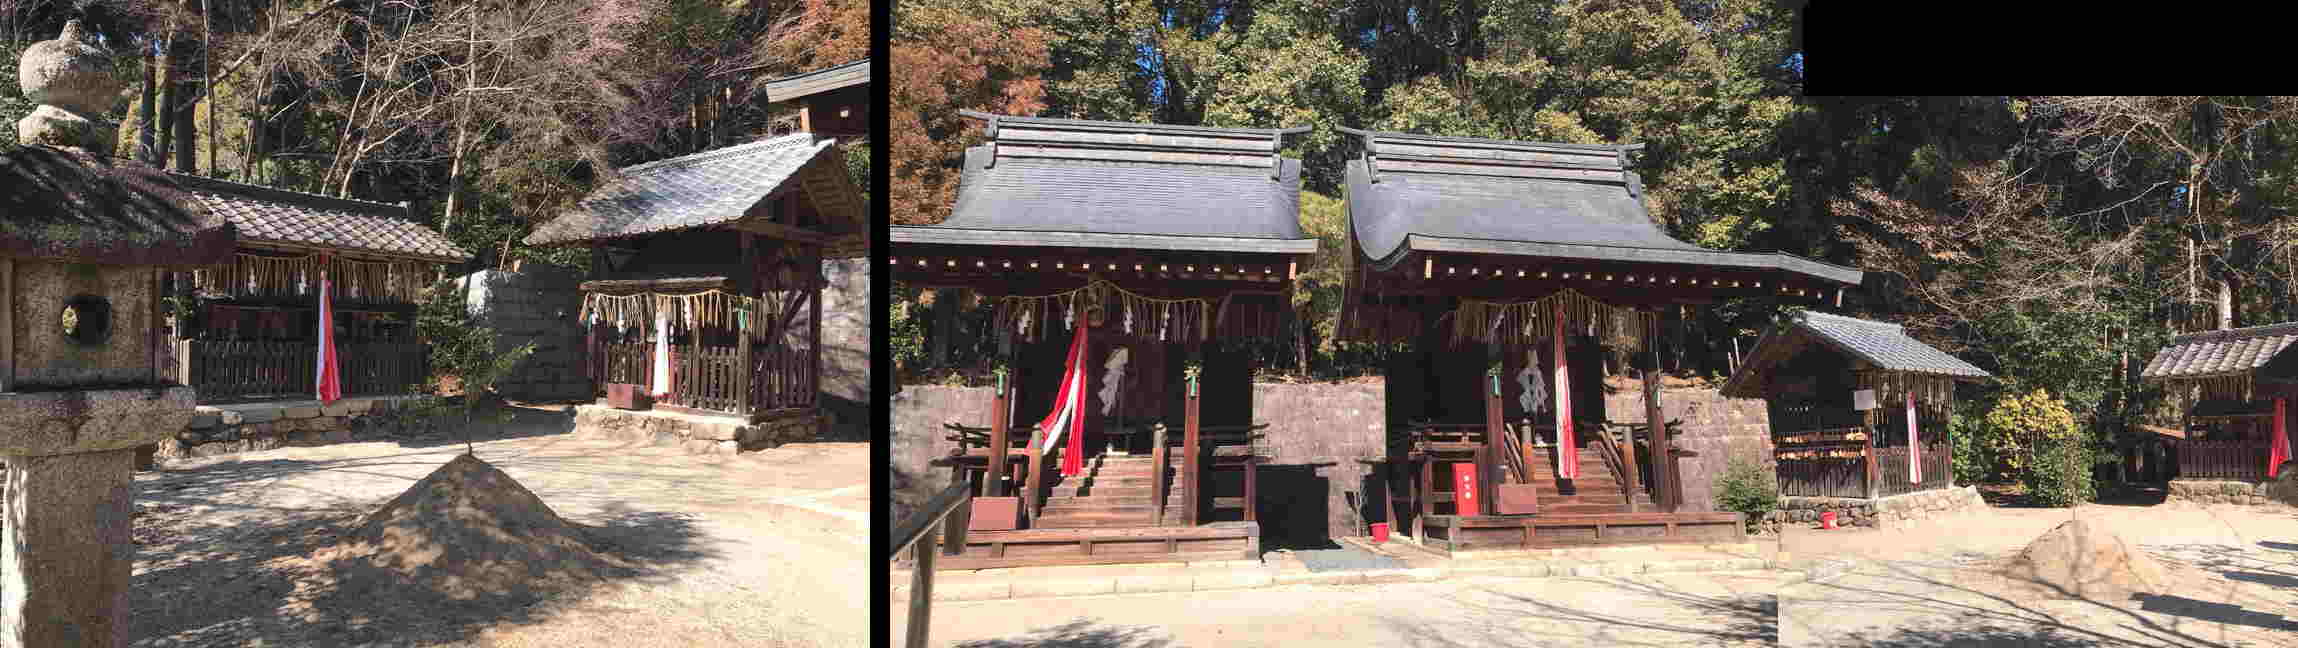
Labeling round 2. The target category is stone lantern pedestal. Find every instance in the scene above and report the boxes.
[1,20,236,648]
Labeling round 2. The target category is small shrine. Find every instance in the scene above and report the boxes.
[0,21,231,647]
[2139,322,2298,486]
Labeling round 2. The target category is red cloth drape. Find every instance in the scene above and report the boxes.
[2273,398,2291,479]
[1553,300,1576,480]
[315,256,342,403]
[1037,322,1090,477]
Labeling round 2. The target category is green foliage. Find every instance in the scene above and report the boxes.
[888,282,928,378]
[844,142,871,205]
[1714,455,1780,532]
[1979,388,2079,477]
[414,280,499,389]
[1948,409,1996,484]
[0,45,31,154]
[2021,436,2097,507]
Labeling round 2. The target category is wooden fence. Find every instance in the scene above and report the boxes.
[1873,444,1953,497]
[594,341,814,416]
[189,340,427,403]
[2178,440,2268,481]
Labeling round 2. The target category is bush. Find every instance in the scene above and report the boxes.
[1714,455,1779,531]
[1979,388,2078,476]
[2022,437,2096,507]
[1948,409,1995,484]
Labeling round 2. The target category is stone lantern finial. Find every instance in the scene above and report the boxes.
[15,19,124,150]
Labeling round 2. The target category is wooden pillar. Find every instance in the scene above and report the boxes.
[1151,423,1168,525]
[1863,408,1880,500]
[1416,457,1433,538]
[1244,457,1258,522]
[1482,368,1502,516]
[904,531,937,648]
[987,367,1011,497]
[1022,426,1043,524]
[1644,313,1672,511]
[1184,344,1203,527]
[2,258,11,393]
[810,248,823,409]
[736,234,756,415]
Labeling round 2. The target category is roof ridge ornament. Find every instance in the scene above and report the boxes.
[984,114,1000,169]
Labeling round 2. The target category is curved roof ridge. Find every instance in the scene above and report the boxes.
[620,133,822,177]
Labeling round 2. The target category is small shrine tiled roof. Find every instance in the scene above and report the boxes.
[2140,321,2298,382]
[523,134,866,250]
[763,59,868,103]
[1722,311,1990,399]
[169,173,470,263]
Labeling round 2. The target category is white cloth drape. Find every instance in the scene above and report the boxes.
[652,310,672,397]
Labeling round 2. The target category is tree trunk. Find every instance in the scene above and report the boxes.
[170,37,199,174]
[442,17,478,232]
[2219,275,2237,330]
[155,38,177,169]
[136,41,157,164]
[203,0,214,176]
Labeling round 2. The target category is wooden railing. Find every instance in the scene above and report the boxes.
[2178,440,2269,481]
[188,340,427,403]
[595,342,815,417]
[890,482,973,648]
[1775,440,1868,498]
[1873,444,1954,497]
[1586,424,1635,506]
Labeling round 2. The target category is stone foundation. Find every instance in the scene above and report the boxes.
[149,396,424,465]
[1759,485,1987,534]
[570,405,818,455]
[2167,479,2291,507]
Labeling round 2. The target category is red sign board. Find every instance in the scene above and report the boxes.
[1453,462,1480,516]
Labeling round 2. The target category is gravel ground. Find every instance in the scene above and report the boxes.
[1289,547,1406,572]
[123,406,869,648]
[1779,501,2298,647]
[899,570,1785,647]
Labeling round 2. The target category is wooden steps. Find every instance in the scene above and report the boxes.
[1032,455,1180,529]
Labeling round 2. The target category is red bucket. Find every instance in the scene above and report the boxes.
[1820,511,1838,530]
[1370,522,1391,543]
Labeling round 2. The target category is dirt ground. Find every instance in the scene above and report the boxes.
[900,570,1786,647]
[125,406,870,648]
[1779,498,2298,647]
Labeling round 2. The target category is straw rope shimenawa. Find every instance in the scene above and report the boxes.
[581,289,800,335]
[1450,288,1654,350]
[991,278,1217,344]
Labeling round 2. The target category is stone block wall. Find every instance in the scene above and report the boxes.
[2167,479,2294,507]
[150,397,414,465]
[1603,387,1774,513]
[458,267,589,402]
[889,385,995,523]
[570,405,818,456]
[819,259,871,440]
[1759,485,1987,534]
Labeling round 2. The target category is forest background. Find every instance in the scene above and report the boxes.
[890,0,2298,492]
[1,0,867,387]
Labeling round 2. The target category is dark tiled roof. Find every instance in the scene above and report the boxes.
[1721,311,1990,398]
[763,59,868,103]
[2140,321,2298,381]
[524,134,866,248]
[1340,127,1860,285]
[890,113,1318,255]
[168,174,469,263]
[0,146,235,266]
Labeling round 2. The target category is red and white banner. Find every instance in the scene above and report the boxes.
[315,257,342,404]
[2273,398,2291,479]
[1553,300,1576,480]
[1036,319,1090,477]
[1907,391,1920,483]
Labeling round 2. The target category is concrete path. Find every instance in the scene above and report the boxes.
[1778,502,2298,647]
[126,409,869,648]
[898,569,1786,648]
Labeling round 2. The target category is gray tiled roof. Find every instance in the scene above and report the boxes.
[168,173,469,262]
[1340,127,1861,286]
[1790,311,1990,377]
[0,146,236,266]
[890,113,1318,255]
[2140,321,2298,381]
[763,59,868,103]
[524,134,861,246]
[1721,311,1989,398]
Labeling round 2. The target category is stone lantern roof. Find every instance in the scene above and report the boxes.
[0,20,235,267]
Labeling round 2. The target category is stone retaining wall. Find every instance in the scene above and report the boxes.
[1251,382,1386,547]
[2167,479,2294,507]
[458,266,589,402]
[1603,387,1774,513]
[569,405,818,456]
[1758,485,1987,534]
[150,397,419,465]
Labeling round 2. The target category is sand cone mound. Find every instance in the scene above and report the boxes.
[2001,519,2169,600]
[313,454,633,600]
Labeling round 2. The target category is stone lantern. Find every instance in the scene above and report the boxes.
[0,20,235,647]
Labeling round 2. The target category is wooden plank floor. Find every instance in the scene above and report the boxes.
[931,521,1261,570]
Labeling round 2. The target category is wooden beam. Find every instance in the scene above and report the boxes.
[734,219,838,246]
[988,368,1011,496]
[1184,343,1203,527]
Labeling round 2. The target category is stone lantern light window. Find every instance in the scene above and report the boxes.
[60,294,111,346]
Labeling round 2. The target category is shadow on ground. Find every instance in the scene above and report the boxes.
[130,446,720,647]
[951,618,1177,648]
[1384,578,1776,647]
[1785,552,2292,648]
